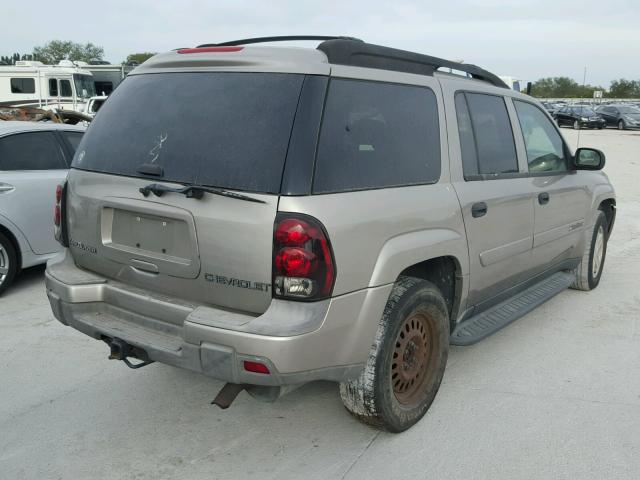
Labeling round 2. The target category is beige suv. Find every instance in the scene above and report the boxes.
[45,36,615,431]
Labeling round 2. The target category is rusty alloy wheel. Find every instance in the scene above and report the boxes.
[391,312,439,405]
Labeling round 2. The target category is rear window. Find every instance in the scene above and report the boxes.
[61,131,84,154]
[72,72,305,193]
[312,79,440,193]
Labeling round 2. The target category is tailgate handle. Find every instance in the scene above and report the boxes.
[130,259,159,274]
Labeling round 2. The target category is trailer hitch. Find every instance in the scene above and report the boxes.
[103,337,155,369]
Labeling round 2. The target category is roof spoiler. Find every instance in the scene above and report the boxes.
[193,36,508,89]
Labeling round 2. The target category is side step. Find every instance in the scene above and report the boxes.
[451,271,575,346]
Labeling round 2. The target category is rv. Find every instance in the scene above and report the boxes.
[77,62,136,95]
[0,60,96,112]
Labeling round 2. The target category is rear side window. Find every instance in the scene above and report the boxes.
[10,78,35,94]
[455,92,518,178]
[72,73,304,193]
[0,132,67,170]
[313,79,440,193]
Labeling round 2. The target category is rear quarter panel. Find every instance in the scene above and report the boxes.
[279,184,469,296]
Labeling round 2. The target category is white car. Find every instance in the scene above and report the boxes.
[0,121,84,294]
[81,96,108,117]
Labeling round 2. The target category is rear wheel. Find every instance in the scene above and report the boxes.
[339,277,449,432]
[618,120,626,130]
[573,120,581,130]
[571,211,608,291]
[0,232,18,295]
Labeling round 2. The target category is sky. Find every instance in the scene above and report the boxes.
[3,0,639,87]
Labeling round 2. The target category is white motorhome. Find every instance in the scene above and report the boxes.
[77,62,136,95]
[0,60,96,112]
[499,75,525,92]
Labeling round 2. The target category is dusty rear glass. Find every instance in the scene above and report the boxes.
[72,72,305,193]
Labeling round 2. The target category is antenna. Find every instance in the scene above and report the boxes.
[576,66,587,149]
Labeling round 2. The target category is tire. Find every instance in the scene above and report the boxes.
[571,210,608,291]
[618,120,625,130]
[339,276,449,432]
[0,232,18,295]
[573,120,580,130]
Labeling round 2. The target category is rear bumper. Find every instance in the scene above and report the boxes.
[45,250,392,386]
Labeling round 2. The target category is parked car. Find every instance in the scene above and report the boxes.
[554,105,605,129]
[45,36,615,432]
[595,104,640,130]
[541,101,559,115]
[80,95,108,117]
[0,121,84,294]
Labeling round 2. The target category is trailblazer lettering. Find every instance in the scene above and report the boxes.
[204,273,270,292]
[69,238,97,254]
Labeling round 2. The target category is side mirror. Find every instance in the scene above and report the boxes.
[574,148,605,170]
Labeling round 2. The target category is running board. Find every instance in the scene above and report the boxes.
[451,271,575,346]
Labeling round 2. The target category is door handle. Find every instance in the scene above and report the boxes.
[538,192,550,205]
[0,182,15,193]
[471,202,488,218]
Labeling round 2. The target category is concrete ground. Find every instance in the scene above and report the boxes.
[1,128,639,480]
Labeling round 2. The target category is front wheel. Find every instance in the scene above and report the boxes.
[339,277,449,432]
[573,120,581,130]
[618,120,626,130]
[571,210,608,291]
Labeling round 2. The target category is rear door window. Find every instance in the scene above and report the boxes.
[313,78,440,193]
[455,92,518,178]
[72,72,305,193]
[0,132,67,170]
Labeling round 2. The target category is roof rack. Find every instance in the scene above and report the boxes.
[197,35,363,48]
[317,39,508,89]
[195,36,507,89]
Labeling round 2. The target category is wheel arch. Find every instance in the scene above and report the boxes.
[0,223,22,270]
[398,256,463,333]
[598,198,616,237]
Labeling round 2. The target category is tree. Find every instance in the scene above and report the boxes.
[0,53,36,65]
[124,52,157,65]
[531,76,605,98]
[32,40,104,64]
[609,79,640,98]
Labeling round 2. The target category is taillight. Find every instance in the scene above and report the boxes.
[54,183,68,247]
[273,213,335,301]
[177,46,244,54]
[54,205,61,227]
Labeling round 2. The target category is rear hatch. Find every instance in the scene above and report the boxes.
[66,71,306,314]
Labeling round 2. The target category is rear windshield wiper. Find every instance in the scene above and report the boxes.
[139,183,266,204]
